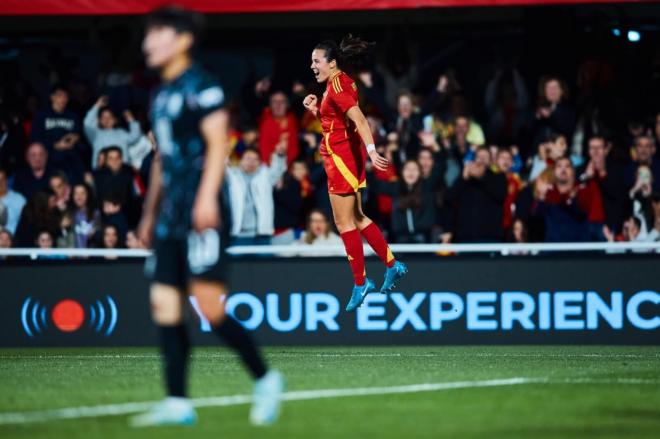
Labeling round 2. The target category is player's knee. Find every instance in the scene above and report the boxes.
[198,301,226,326]
[333,214,353,233]
[150,285,183,325]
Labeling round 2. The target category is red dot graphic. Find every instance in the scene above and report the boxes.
[52,300,85,332]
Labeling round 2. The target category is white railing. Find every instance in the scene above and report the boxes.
[0,241,659,259]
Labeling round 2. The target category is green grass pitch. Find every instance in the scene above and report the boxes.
[1,346,659,438]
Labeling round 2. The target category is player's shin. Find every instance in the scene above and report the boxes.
[360,222,395,268]
[214,316,267,379]
[340,228,366,286]
[159,324,191,397]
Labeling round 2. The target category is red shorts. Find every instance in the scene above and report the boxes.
[321,132,367,194]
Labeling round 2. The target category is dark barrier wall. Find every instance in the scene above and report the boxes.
[1,255,658,347]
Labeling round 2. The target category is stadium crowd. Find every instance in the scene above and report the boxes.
[1,54,660,252]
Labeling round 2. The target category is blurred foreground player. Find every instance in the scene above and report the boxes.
[131,6,283,427]
[303,36,408,312]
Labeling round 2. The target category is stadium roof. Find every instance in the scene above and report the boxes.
[1,0,657,16]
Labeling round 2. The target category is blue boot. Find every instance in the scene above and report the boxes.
[380,261,408,293]
[345,278,376,312]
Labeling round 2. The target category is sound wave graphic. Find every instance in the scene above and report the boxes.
[20,296,118,337]
[88,296,118,337]
[20,298,48,338]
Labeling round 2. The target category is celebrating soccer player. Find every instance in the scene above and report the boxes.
[130,6,283,427]
[303,36,408,312]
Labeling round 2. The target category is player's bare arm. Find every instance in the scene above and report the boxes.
[193,108,230,232]
[346,106,389,171]
[137,150,163,247]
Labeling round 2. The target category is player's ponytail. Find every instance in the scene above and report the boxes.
[315,34,374,69]
[338,34,374,66]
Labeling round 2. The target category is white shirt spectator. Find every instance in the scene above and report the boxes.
[84,98,141,168]
[226,150,286,238]
[0,169,26,234]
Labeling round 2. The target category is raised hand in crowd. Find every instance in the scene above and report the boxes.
[255,77,271,97]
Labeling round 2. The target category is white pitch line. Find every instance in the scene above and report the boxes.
[1,376,659,426]
[0,377,532,426]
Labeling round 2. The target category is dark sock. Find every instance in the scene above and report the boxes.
[159,324,190,398]
[214,316,267,379]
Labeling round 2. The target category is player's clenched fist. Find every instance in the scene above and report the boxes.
[303,94,318,115]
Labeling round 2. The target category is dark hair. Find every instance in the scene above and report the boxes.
[103,146,123,157]
[242,147,261,158]
[588,135,607,146]
[36,229,54,245]
[315,34,374,70]
[398,160,423,210]
[101,223,120,249]
[537,75,569,102]
[555,156,573,168]
[506,218,528,243]
[630,216,642,230]
[102,193,121,206]
[496,147,513,158]
[50,171,69,186]
[50,83,67,95]
[304,209,331,244]
[98,106,116,122]
[145,5,204,46]
[71,183,97,221]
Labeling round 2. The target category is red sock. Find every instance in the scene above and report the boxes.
[340,229,366,286]
[361,222,395,268]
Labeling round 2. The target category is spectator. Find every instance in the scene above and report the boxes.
[30,84,86,184]
[35,229,67,259]
[371,160,437,243]
[533,157,603,242]
[577,136,628,234]
[36,230,55,249]
[258,91,300,166]
[226,147,287,245]
[100,194,128,244]
[442,115,473,188]
[0,229,12,249]
[532,76,576,146]
[506,217,529,243]
[49,171,71,212]
[84,95,142,168]
[528,133,579,182]
[495,148,523,230]
[14,190,59,247]
[12,142,54,200]
[56,211,75,248]
[624,135,660,192]
[391,92,424,162]
[272,167,304,245]
[100,223,120,249]
[447,147,508,242]
[0,109,27,175]
[484,69,530,149]
[416,146,446,220]
[294,209,342,255]
[0,167,26,234]
[71,183,100,248]
[646,193,660,241]
[93,146,140,224]
[0,202,6,230]
[100,223,121,260]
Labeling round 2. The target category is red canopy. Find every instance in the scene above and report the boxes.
[0,0,655,16]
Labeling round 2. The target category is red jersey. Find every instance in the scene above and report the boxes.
[319,71,360,154]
